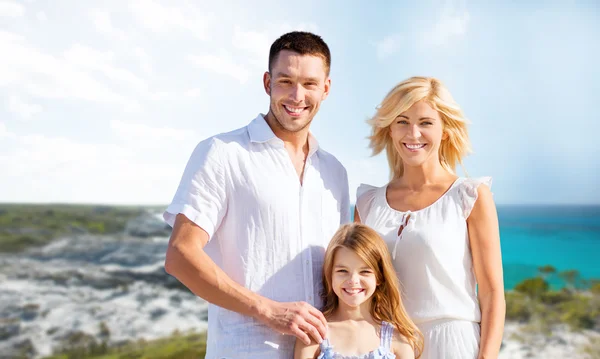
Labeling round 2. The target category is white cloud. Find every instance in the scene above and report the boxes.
[0,121,15,138]
[63,44,148,92]
[423,12,469,47]
[375,1,469,58]
[128,0,214,40]
[90,9,128,41]
[7,95,42,118]
[185,88,202,98]
[0,31,130,105]
[0,1,24,17]
[36,11,46,21]
[422,0,470,47]
[375,34,402,60]
[133,47,153,75]
[110,119,196,145]
[188,52,250,84]
[232,26,271,67]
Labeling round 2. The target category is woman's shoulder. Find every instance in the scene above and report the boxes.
[355,183,386,223]
[454,176,493,219]
[356,183,382,200]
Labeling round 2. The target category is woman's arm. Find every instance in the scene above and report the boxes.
[354,207,361,223]
[391,332,416,359]
[468,185,506,359]
[294,337,320,359]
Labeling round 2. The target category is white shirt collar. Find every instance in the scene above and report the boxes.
[248,113,320,156]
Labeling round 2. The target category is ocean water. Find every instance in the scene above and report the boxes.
[351,205,600,290]
[498,205,600,289]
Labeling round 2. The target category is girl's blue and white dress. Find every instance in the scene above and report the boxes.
[317,321,396,359]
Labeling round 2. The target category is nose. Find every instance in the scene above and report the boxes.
[289,84,305,103]
[347,273,360,285]
[409,124,421,138]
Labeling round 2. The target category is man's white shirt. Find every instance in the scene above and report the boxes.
[164,114,350,358]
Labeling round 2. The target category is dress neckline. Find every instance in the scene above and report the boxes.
[382,177,461,214]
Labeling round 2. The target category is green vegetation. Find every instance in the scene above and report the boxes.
[581,336,600,359]
[0,204,153,252]
[43,329,206,359]
[507,266,600,331]
[506,266,600,355]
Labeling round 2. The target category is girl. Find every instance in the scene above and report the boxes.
[355,76,505,359]
[294,223,423,359]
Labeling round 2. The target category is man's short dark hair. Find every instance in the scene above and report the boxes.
[268,31,331,75]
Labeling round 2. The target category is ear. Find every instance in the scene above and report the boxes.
[263,71,271,96]
[442,130,449,140]
[321,77,331,100]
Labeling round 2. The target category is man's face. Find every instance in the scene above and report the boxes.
[263,50,330,134]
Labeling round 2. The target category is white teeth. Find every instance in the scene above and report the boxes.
[405,143,426,149]
[284,105,304,114]
[344,288,363,294]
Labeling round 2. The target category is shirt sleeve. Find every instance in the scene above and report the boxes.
[339,166,351,225]
[459,176,493,219]
[355,183,378,222]
[163,137,228,240]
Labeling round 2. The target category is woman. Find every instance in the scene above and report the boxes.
[354,76,505,359]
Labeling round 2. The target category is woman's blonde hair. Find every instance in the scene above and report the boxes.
[321,223,423,358]
[368,76,472,179]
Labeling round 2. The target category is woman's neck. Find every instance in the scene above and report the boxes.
[398,161,454,190]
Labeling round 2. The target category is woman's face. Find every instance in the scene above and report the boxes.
[389,100,446,169]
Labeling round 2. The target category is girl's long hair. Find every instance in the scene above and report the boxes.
[321,223,423,358]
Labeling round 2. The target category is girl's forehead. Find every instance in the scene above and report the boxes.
[333,247,371,267]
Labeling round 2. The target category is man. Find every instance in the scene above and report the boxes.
[163,31,350,358]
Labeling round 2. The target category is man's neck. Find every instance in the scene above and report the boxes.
[264,112,310,153]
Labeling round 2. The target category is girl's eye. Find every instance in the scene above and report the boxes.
[361,271,373,274]
[396,120,409,124]
[336,269,347,273]
[421,121,433,125]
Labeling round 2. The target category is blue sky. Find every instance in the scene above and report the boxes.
[0,0,598,205]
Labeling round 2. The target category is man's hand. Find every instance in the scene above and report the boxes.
[256,300,328,345]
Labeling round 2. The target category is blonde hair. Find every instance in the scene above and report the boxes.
[368,76,472,179]
[321,223,423,358]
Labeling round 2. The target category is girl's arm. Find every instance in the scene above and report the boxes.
[468,185,506,359]
[294,337,320,359]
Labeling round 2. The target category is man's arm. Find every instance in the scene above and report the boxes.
[164,213,328,345]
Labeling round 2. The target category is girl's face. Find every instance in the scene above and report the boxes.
[331,247,378,309]
[389,99,446,169]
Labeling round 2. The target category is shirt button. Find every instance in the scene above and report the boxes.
[305,260,309,265]
[308,295,312,301]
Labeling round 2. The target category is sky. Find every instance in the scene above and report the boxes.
[0,0,599,205]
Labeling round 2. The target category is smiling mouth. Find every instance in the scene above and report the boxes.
[283,104,307,116]
[343,288,365,295]
[403,143,427,151]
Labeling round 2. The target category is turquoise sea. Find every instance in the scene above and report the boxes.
[498,205,600,289]
[352,205,600,290]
